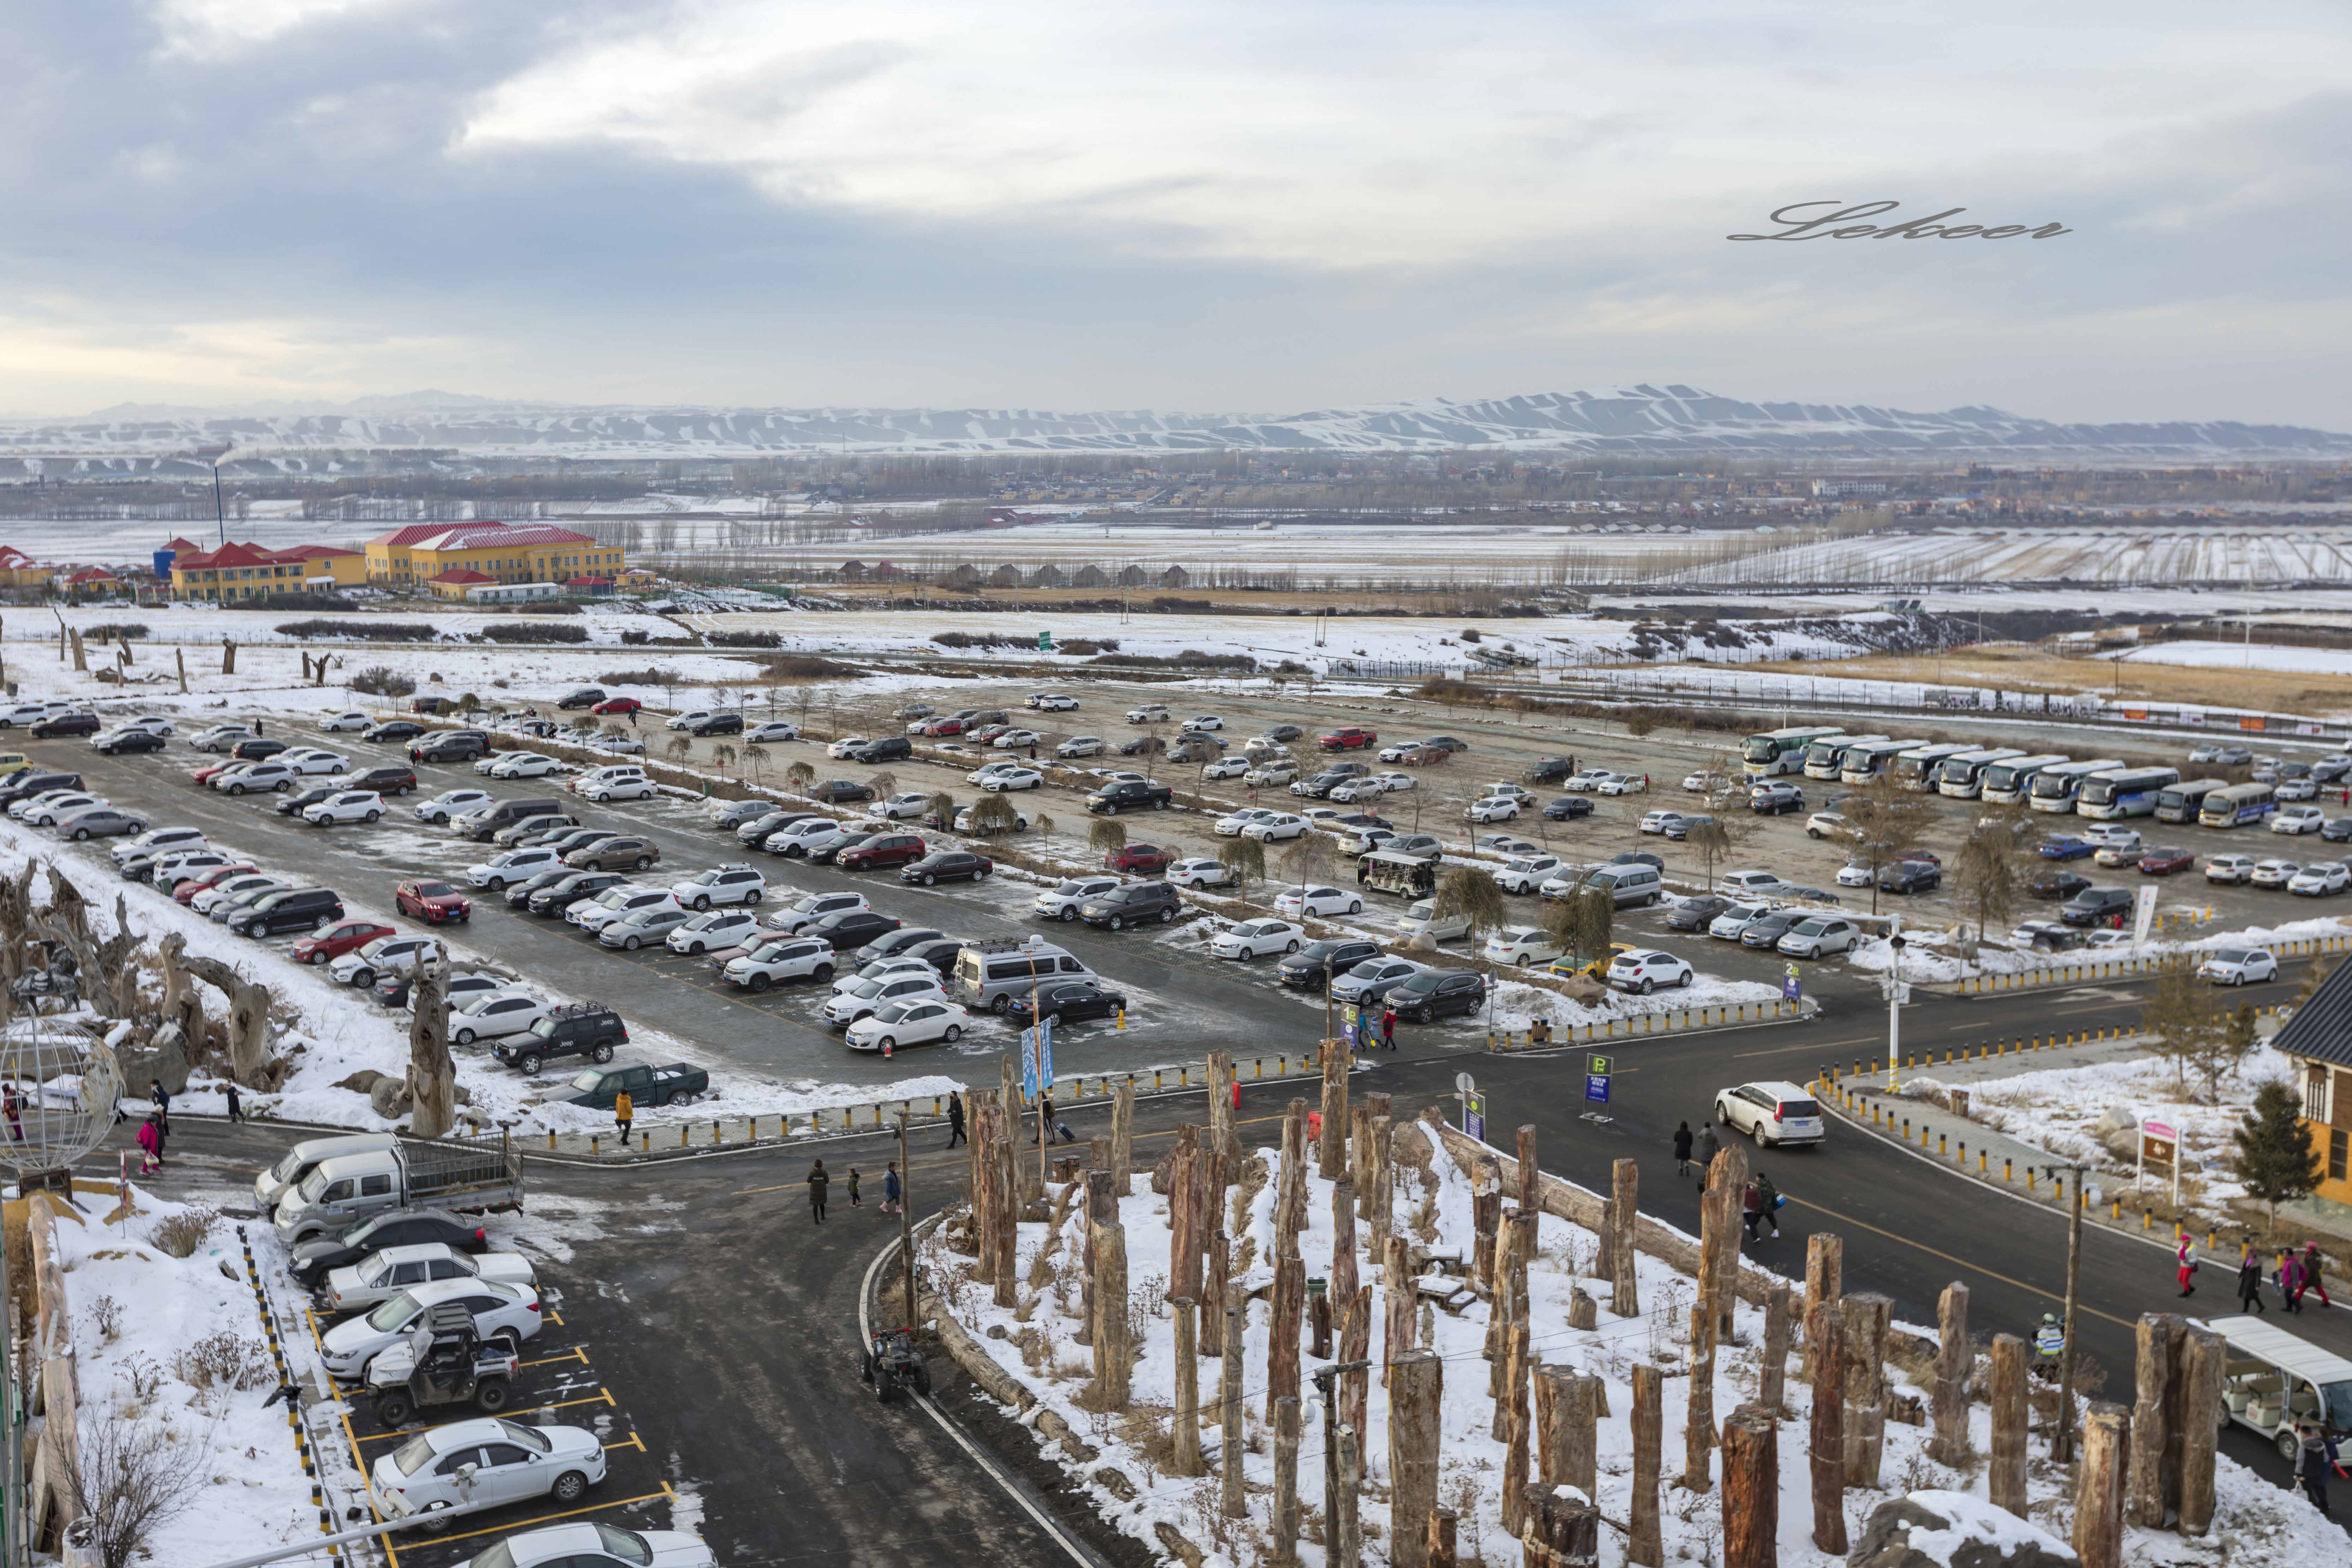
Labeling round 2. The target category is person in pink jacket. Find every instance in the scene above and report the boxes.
[2175,1233,2196,1298]
[135,1113,163,1174]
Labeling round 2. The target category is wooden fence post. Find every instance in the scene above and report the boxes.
[1471,1155,1502,1292]
[1338,1286,1371,1442]
[1320,1037,1350,1179]
[1519,1486,1600,1568]
[1610,1158,1640,1316]
[1272,1395,1302,1565]
[1389,1349,1442,1568]
[1500,1322,1533,1536]
[1427,1508,1459,1568]
[1268,1253,1303,1422]
[1761,1283,1791,1414]
[1930,1282,1971,1465]
[1841,1292,1890,1489]
[1334,1423,1362,1568]
[1809,1304,1847,1555]
[1168,1134,1202,1301]
[2178,1327,2222,1537]
[1171,1296,1204,1476]
[1801,1233,1842,1383]
[1628,1363,1664,1567]
[1331,1175,1360,1310]
[1091,1220,1129,1409]
[1278,1098,1309,1257]
[1515,1123,1539,1214]
[1110,1080,1135,1191]
[1989,1334,2029,1518]
[2074,1402,2130,1568]
[1370,1113,1394,1239]
[1384,1233,1413,1389]
[1220,1284,1246,1519]
[1207,1048,1237,1160]
[1201,1227,1229,1358]
[1720,1402,1778,1568]
[2127,1314,2172,1528]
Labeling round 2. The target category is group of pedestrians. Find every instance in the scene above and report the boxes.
[805,1158,903,1223]
[1670,1119,1783,1244]
[2233,1237,2334,1313]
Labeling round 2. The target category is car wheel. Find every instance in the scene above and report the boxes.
[1108,916,1125,931]
[227,785,245,796]
[551,1468,590,1504]
[1153,799,1168,810]
[2279,1427,2302,1462]
[1638,978,1655,995]
[1515,954,1532,967]
[623,935,641,950]
[307,950,327,965]
[374,1391,413,1427]
[456,1027,476,1045]
[1347,900,1361,914]
[944,1024,963,1044]
[352,968,375,988]
[633,856,651,871]
[1678,970,1693,988]
[1413,1006,1434,1024]
[364,810,379,822]
[1159,906,1175,923]
[70,829,87,840]
[923,873,937,886]
[518,1053,542,1075]
[748,973,772,992]
[592,1042,614,1063]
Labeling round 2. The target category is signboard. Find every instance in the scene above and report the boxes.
[2132,884,2160,946]
[1585,1054,1612,1105]
[1782,962,1802,1002]
[2240,716,2267,732]
[2182,710,2204,727]
[2138,1116,2181,1207]
[1464,1090,1487,1143]
[1020,1015,1055,1098]
[1037,630,1053,651]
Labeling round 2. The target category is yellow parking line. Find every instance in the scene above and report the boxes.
[544,1310,564,1328]
[409,1489,675,1549]
[521,1346,589,1370]
[606,1432,646,1454]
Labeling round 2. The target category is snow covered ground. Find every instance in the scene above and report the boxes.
[2117,640,2352,676]
[1848,915,2350,985]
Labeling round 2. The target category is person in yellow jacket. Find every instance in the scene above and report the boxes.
[614,1089,634,1146]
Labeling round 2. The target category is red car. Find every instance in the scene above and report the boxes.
[395,879,473,923]
[967,723,1011,743]
[917,717,966,737]
[291,918,396,966]
[2138,846,2195,876]
[190,762,240,786]
[174,864,258,904]
[1317,728,1377,751]
[1102,842,1174,874]
[591,697,642,716]
[837,832,928,871]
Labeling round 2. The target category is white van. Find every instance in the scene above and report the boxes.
[2213,1315,2352,1459]
[1586,863,1665,908]
[254,1131,400,1213]
[953,938,1096,1013]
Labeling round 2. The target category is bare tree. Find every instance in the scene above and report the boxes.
[1276,831,1335,905]
[665,735,692,765]
[1431,866,1509,964]
[971,794,1018,835]
[869,770,899,801]
[712,743,738,776]
[786,759,815,791]
[927,790,958,827]
[1951,828,2022,944]
[1090,817,1129,861]
[2140,952,2224,1091]
[1218,835,1266,900]
[1840,770,1937,916]
[1683,815,1751,890]
[62,1413,208,1568]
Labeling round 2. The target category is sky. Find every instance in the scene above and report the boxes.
[4,0,2350,428]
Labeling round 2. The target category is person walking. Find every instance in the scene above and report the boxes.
[1695,1121,1720,1185]
[150,1078,171,1123]
[135,1112,162,1175]
[2175,1232,2197,1298]
[808,1159,830,1223]
[2299,1243,2332,1310]
[1754,1168,1781,1238]
[847,1167,862,1208]
[2280,1248,2306,1314]
[2238,1239,2268,1314]
[613,1087,633,1146]
[1741,1177,1765,1242]
[223,1081,243,1125]
[2299,1421,2340,1516]
[1381,1006,1398,1051]
[1,1081,22,1143]
[945,1092,967,1149]
[1673,1121,1694,1178]
[882,1161,902,1216]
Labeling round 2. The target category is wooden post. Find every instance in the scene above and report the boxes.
[1201,1227,1229,1359]
[992,1103,1018,1306]
[1110,1079,1135,1191]
[1500,1323,1532,1536]
[1267,1253,1303,1421]
[174,646,187,693]
[1706,1143,1747,1335]
[1427,1509,1459,1568]
[1567,1288,1597,1331]
[1609,1158,1640,1316]
[1219,1283,1246,1518]
[2158,1314,2188,1525]
[1808,1304,1847,1555]
[1331,1175,1359,1310]
[1487,1214,1526,1435]
[1471,1156,1502,1292]
[1370,1113,1394,1239]
[1761,1283,1792,1414]
[1168,1133,1202,1301]
[1841,1292,1890,1489]
[1207,1048,1237,1160]
[1629,1363,1665,1568]
[1552,1369,1600,1499]
[1383,1233,1413,1387]
[1078,1169,1114,1346]
[1520,1486,1600,1568]
[1349,1102,1372,1207]
[1272,1394,1302,1565]
[1091,1220,1130,1408]
[1334,1421,1364,1568]
[1338,1285,1371,1441]
[1515,1123,1539,1214]
[1684,1302,1716,1492]
[970,1100,999,1287]
[2126,1314,2171,1528]
[2074,1402,2130,1568]
[1720,1402,1778,1568]
[1360,1093,1391,1219]
[1534,1365,1569,1488]
[1389,1349,1442,1568]
[1801,1232,1842,1383]
[1320,1036,1349,1179]
[1989,1334,2029,1518]
[1277,1098,1309,1258]
[1171,1296,1204,1475]
[1930,1281,1971,1465]
[2178,1327,2222,1538]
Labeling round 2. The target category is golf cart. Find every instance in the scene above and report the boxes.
[366,1301,519,1427]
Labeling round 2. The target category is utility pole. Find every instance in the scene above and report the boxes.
[212,458,228,547]
[897,1113,917,1327]
[2042,1158,2087,1462]
[1884,921,1906,1093]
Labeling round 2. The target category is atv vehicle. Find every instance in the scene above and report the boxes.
[366,1301,519,1427]
[859,1327,931,1403]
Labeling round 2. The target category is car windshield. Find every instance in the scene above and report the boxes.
[528,1017,557,1038]
[269,1149,306,1181]
[593,1526,654,1566]
[2215,949,2253,964]
[392,1433,438,1476]
[363,1293,417,1332]
[869,1003,918,1024]
[496,1419,551,1452]
[1396,973,1440,994]
[1792,919,1830,936]
[412,882,456,898]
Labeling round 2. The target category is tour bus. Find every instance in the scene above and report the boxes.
[1892,743,1974,791]
[2027,758,2126,813]
[1742,726,1847,777]
[2199,781,2277,828]
[1805,734,1887,781]
[2154,777,2229,824]
[1839,738,1928,785]
[1934,747,2028,799]
[1978,754,2070,806]
[2075,766,2181,821]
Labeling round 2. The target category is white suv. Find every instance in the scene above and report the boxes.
[570,887,677,934]
[1494,855,1565,894]
[1034,876,1120,921]
[766,889,868,933]
[303,790,386,826]
[1713,1081,1826,1148]
[576,765,654,803]
[466,847,563,889]
[669,908,761,955]
[2272,805,2326,835]
[823,973,949,1029]
[724,936,839,990]
[416,788,493,824]
[671,864,766,910]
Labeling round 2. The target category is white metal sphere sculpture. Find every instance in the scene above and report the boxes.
[0,1015,120,1173]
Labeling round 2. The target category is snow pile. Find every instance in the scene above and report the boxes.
[1889,1489,2076,1566]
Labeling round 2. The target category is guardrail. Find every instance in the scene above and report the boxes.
[1954,930,2351,995]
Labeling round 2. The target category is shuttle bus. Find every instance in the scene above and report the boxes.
[1978,754,2070,805]
[1892,743,1974,791]
[1934,747,2028,798]
[1839,738,1927,785]
[1803,733,1881,781]
[2199,781,2277,828]
[2027,758,2126,813]
[2076,766,2180,821]
[1742,726,1848,777]
[2154,777,2228,824]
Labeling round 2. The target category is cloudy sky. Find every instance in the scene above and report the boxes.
[5,0,2349,426]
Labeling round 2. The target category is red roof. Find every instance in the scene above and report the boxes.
[173,540,361,572]
[65,568,117,585]
[428,568,496,585]
[0,547,36,570]
[563,576,612,588]
[365,520,594,552]
[161,537,203,552]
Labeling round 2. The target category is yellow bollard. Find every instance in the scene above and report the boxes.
[1155,1069,1164,1089]
[2004,1158,2013,1183]
[1180,1066,1189,1087]
[1977,1151,1986,1174]
[2027,1170,2036,1193]
[2207,1229,2216,1251]
[680,1123,689,1148]
[1938,1132,1947,1155]
[591,1135,599,1156]
[1254,1058,1263,1078]
[548,1130,556,1151]
[714,1121,722,1145]
[2142,1210,2151,1230]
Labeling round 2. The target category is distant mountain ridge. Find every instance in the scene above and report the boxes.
[5,386,2346,460]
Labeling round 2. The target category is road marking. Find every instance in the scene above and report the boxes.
[521,1346,590,1370]
[1781,1194,2131,1329]
[607,1431,647,1453]
[407,1488,675,1550]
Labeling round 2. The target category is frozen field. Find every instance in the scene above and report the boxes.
[2117,639,2352,676]
[1656,526,2352,589]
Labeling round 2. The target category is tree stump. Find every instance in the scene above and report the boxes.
[1520,1485,1600,1568]
[1207,1048,1238,1161]
[1427,1508,1459,1568]
[1472,1157,1502,1292]
[1629,1363,1665,1567]
[1500,1323,1533,1536]
[405,960,456,1138]
[1568,1287,1597,1331]
[1277,1098,1309,1258]
[1761,1283,1792,1414]
[2127,1314,2173,1528]
[1989,1334,2029,1517]
[1720,1402,1778,1568]
[1110,1079,1135,1191]
[2074,1402,2130,1568]
[1338,1285,1372,1439]
[1609,1158,1640,1316]
[1801,1233,1842,1383]
[1267,1253,1303,1422]
[1930,1281,1971,1465]
[1516,1123,1540,1214]
[1200,1226,1229,1359]
[1219,1284,1246,1519]
[1841,1292,1891,1488]
[1167,1134,1202,1300]
[1383,1233,1414,1388]
[1171,1296,1204,1475]
[1389,1350,1443,1568]
[1272,1394,1302,1565]
[1090,1220,1130,1408]
[991,1104,1018,1306]
[1333,1422,1363,1568]
[1331,1176,1359,1309]
[1320,1037,1350,1179]
[1809,1305,1847,1555]
[2178,1327,2222,1537]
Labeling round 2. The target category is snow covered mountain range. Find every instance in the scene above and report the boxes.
[4,386,2346,460]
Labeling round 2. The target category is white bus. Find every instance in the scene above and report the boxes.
[1805,734,1887,781]
[1892,743,1974,791]
[2027,758,2126,813]
[2154,777,2228,824]
[1742,726,1848,778]
[1839,738,1927,785]
[1978,754,2070,806]
[2076,766,2181,821]
[1934,747,2028,798]
[2199,781,2277,829]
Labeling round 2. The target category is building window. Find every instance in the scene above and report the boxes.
[2335,1128,2349,1182]
[2309,1066,2334,1125]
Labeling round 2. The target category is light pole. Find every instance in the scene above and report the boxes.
[2038,1158,2088,1462]
[1885,920,1906,1093]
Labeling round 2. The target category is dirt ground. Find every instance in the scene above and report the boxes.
[1743,645,2352,716]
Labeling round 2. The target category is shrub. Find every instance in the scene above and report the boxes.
[174,1330,272,1392]
[931,631,1027,651]
[275,618,437,641]
[350,665,416,697]
[496,601,581,615]
[597,667,676,687]
[1058,637,1118,655]
[246,591,353,613]
[81,623,149,642]
[706,630,781,649]
[1460,628,1483,642]
[150,1204,218,1259]
[621,629,649,645]
[1085,649,1255,671]
[481,622,588,644]
[760,655,862,679]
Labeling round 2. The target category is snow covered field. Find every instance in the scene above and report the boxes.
[2118,640,2352,676]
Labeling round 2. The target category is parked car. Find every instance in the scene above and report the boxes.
[330,935,442,989]
[1273,885,1363,919]
[53,804,148,841]
[810,780,877,805]
[490,1002,627,1075]
[1777,916,1861,959]
[2059,887,2135,926]
[1386,968,1485,1022]
[1748,781,1802,814]
[1606,949,1693,993]
[1879,860,1942,894]
[1210,918,1306,960]
[1165,857,1237,889]
[2199,946,2278,985]
[565,836,660,872]
[2137,846,2195,876]
[1329,956,1423,1006]
[2288,863,2351,896]
[2272,805,2327,835]
[2251,858,2302,890]
[1317,728,1378,752]
[901,850,992,885]
[1079,882,1184,929]
[395,879,471,924]
[2204,854,2257,885]
[317,1277,542,1380]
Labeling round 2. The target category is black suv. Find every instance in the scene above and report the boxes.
[228,886,344,938]
[1523,757,1571,783]
[852,735,911,763]
[1388,968,1486,1023]
[528,869,627,915]
[556,688,607,710]
[1079,881,1183,929]
[363,720,427,743]
[30,713,100,739]
[410,731,489,764]
[1276,938,1382,990]
[493,1002,627,1074]
[349,764,418,795]
[1086,779,1172,814]
[2060,887,2134,927]
[687,713,745,737]
[806,909,903,950]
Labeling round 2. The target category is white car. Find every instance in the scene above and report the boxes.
[2277,776,2320,802]
[192,874,281,916]
[457,1523,715,1568]
[1244,763,1300,788]
[1034,694,1079,711]
[1201,756,1251,780]
[589,734,646,755]
[2199,946,2278,986]
[1714,1080,1826,1147]
[822,973,949,1028]
[1560,768,1610,792]
[1805,811,1854,841]
[2251,858,2300,889]
[319,710,373,733]
[1681,771,1732,793]
[1467,796,1521,823]
[966,760,1024,786]
[671,865,766,909]
[1834,861,1873,889]
[1210,918,1305,960]
[830,956,939,996]
[1165,857,1236,889]
[369,1416,606,1530]
[766,889,870,933]
[303,790,386,826]
[994,729,1043,750]
[326,1245,536,1315]
[186,724,252,752]
[2077,822,2137,847]
[1216,809,1280,837]
[1483,926,1562,967]
[329,936,441,988]
[1181,715,1224,732]
[1595,773,1648,795]
[571,888,678,934]
[668,710,717,731]
[1056,736,1106,758]
[982,768,1044,792]
[1370,771,1415,794]
[1493,854,1564,894]
[466,847,563,890]
[415,789,493,824]
[721,935,837,990]
[2091,833,2145,867]
[1777,915,1861,959]
[827,736,871,759]
[1328,777,1390,804]
[668,908,761,954]
[16,792,104,826]
[746,721,800,744]
[216,762,297,794]
[1718,870,1787,897]
[846,998,971,1054]
[2204,854,2257,884]
[1273,885,1363,920]
[1708,901,1777,940]
[1397,900,1471,944]
[2289,863,2351,896]
[767,817,844,855]
[451,991,552,1045]
[1243,813,1309,842]
[2272,805,2326,835]
[1605,948,1693,994]
[488,752,565,779]
[1035,875,1121,919]
[877,791,932,819]
[318,1278,542,1380]
[1126,705,1169,724]
[277,747,349,775]
[952,804,1030,834]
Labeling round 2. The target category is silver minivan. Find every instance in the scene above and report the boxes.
[952,939,1096,1013]
[1586,864,1664,908]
